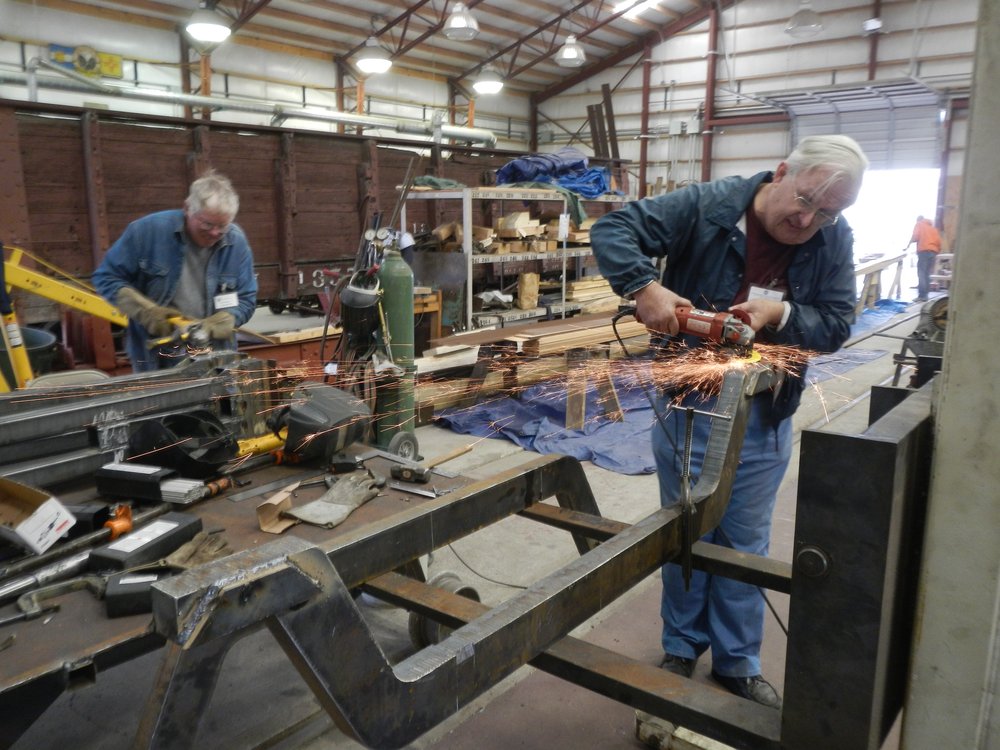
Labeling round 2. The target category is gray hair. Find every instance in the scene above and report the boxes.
[786,135,869,195]
[185,170,240,218]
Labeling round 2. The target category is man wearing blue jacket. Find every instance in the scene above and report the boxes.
[94,171,257,372]
[591,135,868,708]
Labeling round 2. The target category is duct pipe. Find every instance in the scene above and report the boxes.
[11,60,497,146]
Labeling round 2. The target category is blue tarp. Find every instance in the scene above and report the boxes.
[436,346,890,476]
[495,147,589,184]
[495,147,616,200]
[850,298,910,338]
[436,367,659,475]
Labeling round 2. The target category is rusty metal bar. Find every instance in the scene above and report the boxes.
[364,571,781,750]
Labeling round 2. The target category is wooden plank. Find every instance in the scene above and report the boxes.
[268,325,342,343]
[564,348,589,430]
[428,313,624,349]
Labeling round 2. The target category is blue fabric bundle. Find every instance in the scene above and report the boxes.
[496,146,589,184]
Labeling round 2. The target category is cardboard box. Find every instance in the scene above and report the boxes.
[0,476,76,554]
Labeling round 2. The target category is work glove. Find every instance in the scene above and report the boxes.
[164,530,232,570]
[200,311,236,340]
[115,287,182,338]
[285,471,381,529]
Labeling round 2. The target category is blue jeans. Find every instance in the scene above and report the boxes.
[916,251,936,299]
[653,393,791,677]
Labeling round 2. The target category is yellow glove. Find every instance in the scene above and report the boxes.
[201,311,236,340]
[115,287,182,338]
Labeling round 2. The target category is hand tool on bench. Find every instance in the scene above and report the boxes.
[389,444,473,484]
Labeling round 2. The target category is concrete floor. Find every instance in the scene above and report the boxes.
[10,272,935,750]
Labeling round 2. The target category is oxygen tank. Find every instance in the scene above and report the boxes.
[375,249,416,452]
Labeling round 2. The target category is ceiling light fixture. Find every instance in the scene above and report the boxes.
[185,3,231,45]
[785,0,824,39]
[472,65,503,95]
[356,36,392,75]
[443,2,480,41]
[555,35,586,68]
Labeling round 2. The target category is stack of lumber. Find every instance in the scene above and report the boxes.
[415,314,650,413]
[563,277,626,314]
[510,318,647,357]
[495,211,546,239]
[564,277,614,302]
[546,216,595,244]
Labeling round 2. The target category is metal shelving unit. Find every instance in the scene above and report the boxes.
[400,188,622,331]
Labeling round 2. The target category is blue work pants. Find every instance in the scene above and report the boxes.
[652,393,791,678]
[916,251,936,300]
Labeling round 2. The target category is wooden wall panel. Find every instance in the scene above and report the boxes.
[96,121,193,243]
[290,136,365,274]
[17,114,91,277]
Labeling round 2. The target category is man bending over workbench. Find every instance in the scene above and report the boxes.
[94,170,257,372]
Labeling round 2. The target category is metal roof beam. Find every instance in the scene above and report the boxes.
[533,0,737,105]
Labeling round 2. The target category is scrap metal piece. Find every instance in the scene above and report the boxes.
[386,481,443,498]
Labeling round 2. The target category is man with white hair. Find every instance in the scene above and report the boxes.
[591,135,869,708]
[94,170,257,372]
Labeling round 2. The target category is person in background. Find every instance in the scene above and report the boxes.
[590,135,869,709]
[907,215,942,302]
[94,171,257,372]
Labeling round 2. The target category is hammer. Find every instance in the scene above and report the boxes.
[389,444,473,484]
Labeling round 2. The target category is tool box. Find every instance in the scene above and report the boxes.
[105,569,176,617]
[95,462,177,503]
[89,512,202,571]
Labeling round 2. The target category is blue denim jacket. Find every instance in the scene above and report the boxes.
[590,172,857,421]
[93,209,257,371]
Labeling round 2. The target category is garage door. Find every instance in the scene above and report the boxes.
[754,78,943,169]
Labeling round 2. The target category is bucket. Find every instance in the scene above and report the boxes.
[0,326,59,386]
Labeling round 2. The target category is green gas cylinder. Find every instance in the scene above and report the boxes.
[375,249,418,456]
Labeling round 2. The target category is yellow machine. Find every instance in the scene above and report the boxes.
[1,244,127,390]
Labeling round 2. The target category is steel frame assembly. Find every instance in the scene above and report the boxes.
[149,362,785,748]
[0,360,933,750]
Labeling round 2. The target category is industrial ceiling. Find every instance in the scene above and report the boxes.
[20,0,721,98]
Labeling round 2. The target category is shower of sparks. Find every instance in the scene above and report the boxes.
[0,340,824,466]
[649,341,811,402]
[422,340,817,438]
[809,376,831,423]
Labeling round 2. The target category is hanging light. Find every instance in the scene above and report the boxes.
[785,0,824,39]
[555,35,586,68]
[443,2,479,41]
[472,65,503,95]
[356,36,392,75]
[185,4,231,45]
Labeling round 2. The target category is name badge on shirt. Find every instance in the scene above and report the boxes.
[214,292,239,309]
[747,285,785,302]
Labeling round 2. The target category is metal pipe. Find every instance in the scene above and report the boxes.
[7,61,497,146]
